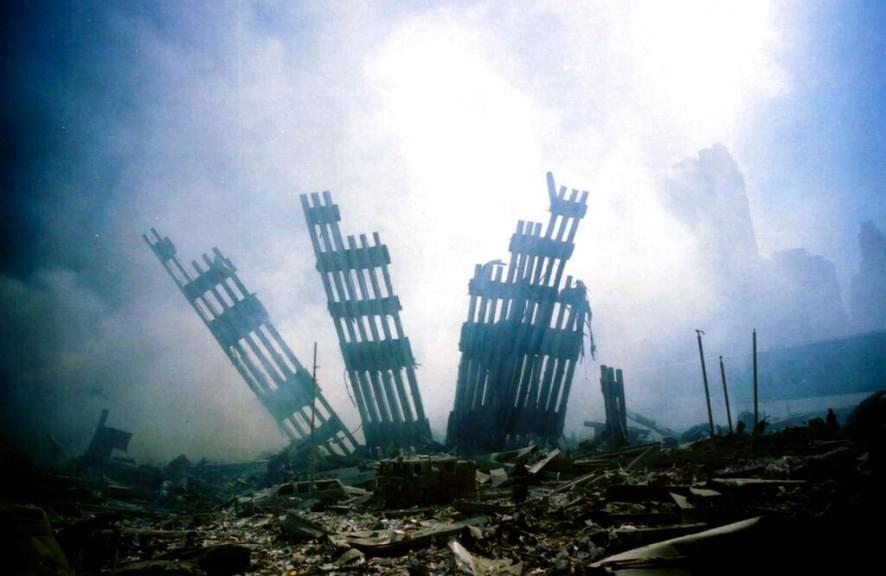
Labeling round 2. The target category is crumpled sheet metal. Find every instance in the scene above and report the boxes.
[588,515,828,575]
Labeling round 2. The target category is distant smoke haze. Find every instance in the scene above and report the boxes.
[1,1,882,463]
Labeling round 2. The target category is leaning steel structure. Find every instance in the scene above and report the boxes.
[301,191,432,448]
[144,228,358,455]
[446,172,592,451]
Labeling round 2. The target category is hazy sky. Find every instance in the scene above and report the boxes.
[1,1,883,462]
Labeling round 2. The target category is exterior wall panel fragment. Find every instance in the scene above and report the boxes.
[144,229,358,455]
[300,192,432,448]
[447,172,592,451]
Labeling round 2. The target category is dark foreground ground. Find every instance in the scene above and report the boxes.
[2,392,884,575]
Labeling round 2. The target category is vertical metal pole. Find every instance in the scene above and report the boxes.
[310,342,317,489]
[753,329,759,435]
[696,330,715,438]
[719,355,733,434]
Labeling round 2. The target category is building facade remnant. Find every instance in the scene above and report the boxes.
[600,366,627,449]
[377,456,476,506]
[81,409,132,466]
[447,172,592,451]
[300,192,432,448]
[144,228,358,455]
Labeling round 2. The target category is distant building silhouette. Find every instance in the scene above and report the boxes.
[763,248,848,345]
[851,221,886,332]
[662,144,849,350]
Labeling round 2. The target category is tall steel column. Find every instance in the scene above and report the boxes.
[144,229,358,455]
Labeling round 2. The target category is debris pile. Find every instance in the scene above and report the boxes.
[5,395,883,574]
[377,456,476,507]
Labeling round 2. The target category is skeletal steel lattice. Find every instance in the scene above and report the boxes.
[447,172,592,451]
[301,192,431,448]
[144,229,358,455]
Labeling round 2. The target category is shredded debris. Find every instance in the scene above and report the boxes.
[5,396,884,574]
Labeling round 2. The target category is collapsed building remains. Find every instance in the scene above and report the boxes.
[301,192,431,448]
[447,172,592,451]
[377,456,476,507]
[144,228,358,455]
[80,409,132,467]
[10,397,882,575]
[600,365,628,449]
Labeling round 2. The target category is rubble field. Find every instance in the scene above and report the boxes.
[3,393,884,575]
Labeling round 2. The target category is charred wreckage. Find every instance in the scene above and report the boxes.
[5,172,884,575]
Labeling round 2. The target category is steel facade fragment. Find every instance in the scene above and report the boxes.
[301,192,432,448]
[144,229,357,455]
[447,172,592,450]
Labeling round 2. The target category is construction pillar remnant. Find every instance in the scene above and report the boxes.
[143,229,358,455]
[446,172,592,451]
[600,366,628,449]
[300,192,431,448]
[696,329,715,438]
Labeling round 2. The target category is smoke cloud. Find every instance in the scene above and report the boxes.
[1,1,881,461]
